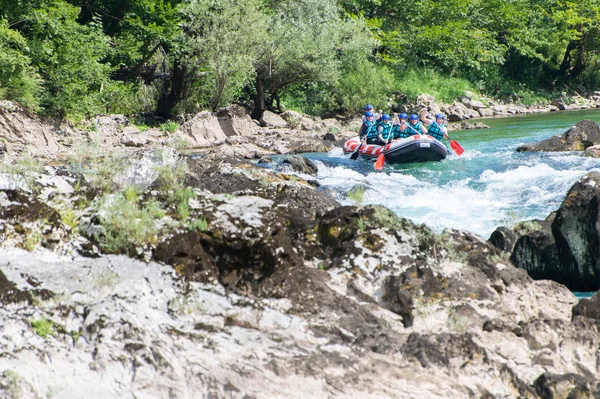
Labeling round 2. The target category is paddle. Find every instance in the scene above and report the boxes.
[374,152,385,170]
[427,116,464,156]
[350,143,362,160]
[405,122,424,136]
[374,122,418,170]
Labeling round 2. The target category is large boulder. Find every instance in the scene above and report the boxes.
[505,172,600,291]
[216,104,258,137]
[447,102,471,121]
[259,110,288,128]
[516,120,600,152]
[180,111,228,147]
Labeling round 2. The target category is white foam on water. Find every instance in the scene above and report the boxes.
[315,159,600,238]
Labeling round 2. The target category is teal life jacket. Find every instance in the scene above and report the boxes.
[359,120,375,139]
[393,123,413,139]
[407,121,424,136]
[427,122,446,141]
[370,121,393,141]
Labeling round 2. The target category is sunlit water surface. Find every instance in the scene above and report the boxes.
[300,109,600,239]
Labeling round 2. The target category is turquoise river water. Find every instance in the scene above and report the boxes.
[304,109,600,239]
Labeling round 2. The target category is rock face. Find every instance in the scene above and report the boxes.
[0,101,62,155]
[516,119,600,152]
[3,152,600,398]
[492,172,600,291]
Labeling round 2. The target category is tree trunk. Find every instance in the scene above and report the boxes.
[572,32,586,78]
[559,25,587,79]
[157,61,187,118]
[559,40,577,77]
[251,76,266,120]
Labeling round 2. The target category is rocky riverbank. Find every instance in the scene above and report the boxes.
[2,102,600,398]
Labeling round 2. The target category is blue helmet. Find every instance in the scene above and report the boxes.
[435,113,445,120]
[399,113,408,119]
[382,114,390,121]
[365,111,374,117]
[409,114,419,121]
[365,104,374,111]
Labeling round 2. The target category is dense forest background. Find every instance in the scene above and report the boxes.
[0,0,599,121]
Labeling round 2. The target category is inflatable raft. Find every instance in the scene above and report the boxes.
[343,135,450,164]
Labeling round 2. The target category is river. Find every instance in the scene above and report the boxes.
[307,109,600,239]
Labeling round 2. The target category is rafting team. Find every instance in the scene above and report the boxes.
[358,104,449,146]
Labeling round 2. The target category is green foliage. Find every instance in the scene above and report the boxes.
[183,0,267,110]
[154,161,187,193]
[0,151,45,192]
[22,229,43,252]
[347,185,366,205]
[174,187,195,220]
[187,217,208,232]
[26,2,111,119]
[101,81,145,115]
[167,136,193,151]
[1,369,22,398]
[67,141,129,192]
[0,19,41,109]
[1,0,600,118]
[159,121,179,134]
[334,59,396,114]
[30,318,56,338]
[396,68,476,104]
[57,203,79,231]
[96,193,165,254]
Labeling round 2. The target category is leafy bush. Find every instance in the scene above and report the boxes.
[30,318,56,338]
[396,68,477,103]
[67,141,130,192]
[101,81,145,115]
[96,193,165,254]
[0,20,41,109]
[160,121,180,135]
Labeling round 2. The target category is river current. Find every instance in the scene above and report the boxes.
[306,109,600,239]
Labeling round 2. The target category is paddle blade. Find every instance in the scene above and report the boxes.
[374,153,385,170]
[350,149,360,160]
[450,140,464,156]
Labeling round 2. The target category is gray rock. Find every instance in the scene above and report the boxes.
[278,155,318,175]
[259,110,288,128]
[516,119,600,152]
[583,144,600,158]
[180,111,228,147]
[508,172,600,291]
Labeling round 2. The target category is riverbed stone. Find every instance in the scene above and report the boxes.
[516,119,600,152]
[506,172,600,291]
[260,110,288,128]
[583,144,600,157]
[278,155,318,175]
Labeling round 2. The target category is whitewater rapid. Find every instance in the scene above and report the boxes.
[315,147,600,238]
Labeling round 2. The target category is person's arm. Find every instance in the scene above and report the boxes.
[442,125,449,140]
[420,112,433,127]
[420,124,428,134]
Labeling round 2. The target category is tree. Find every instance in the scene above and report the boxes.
[183,0,267,111]
[1,0,112,118]
[0,19,41,108]
[252,0,375,119]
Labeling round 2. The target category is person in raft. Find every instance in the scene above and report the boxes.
[361,104,382,123]
[358,111,376,144]
[420,112,449,142]
[366,113,393,145]
[391,113,412,139]
[407,113,428,136]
